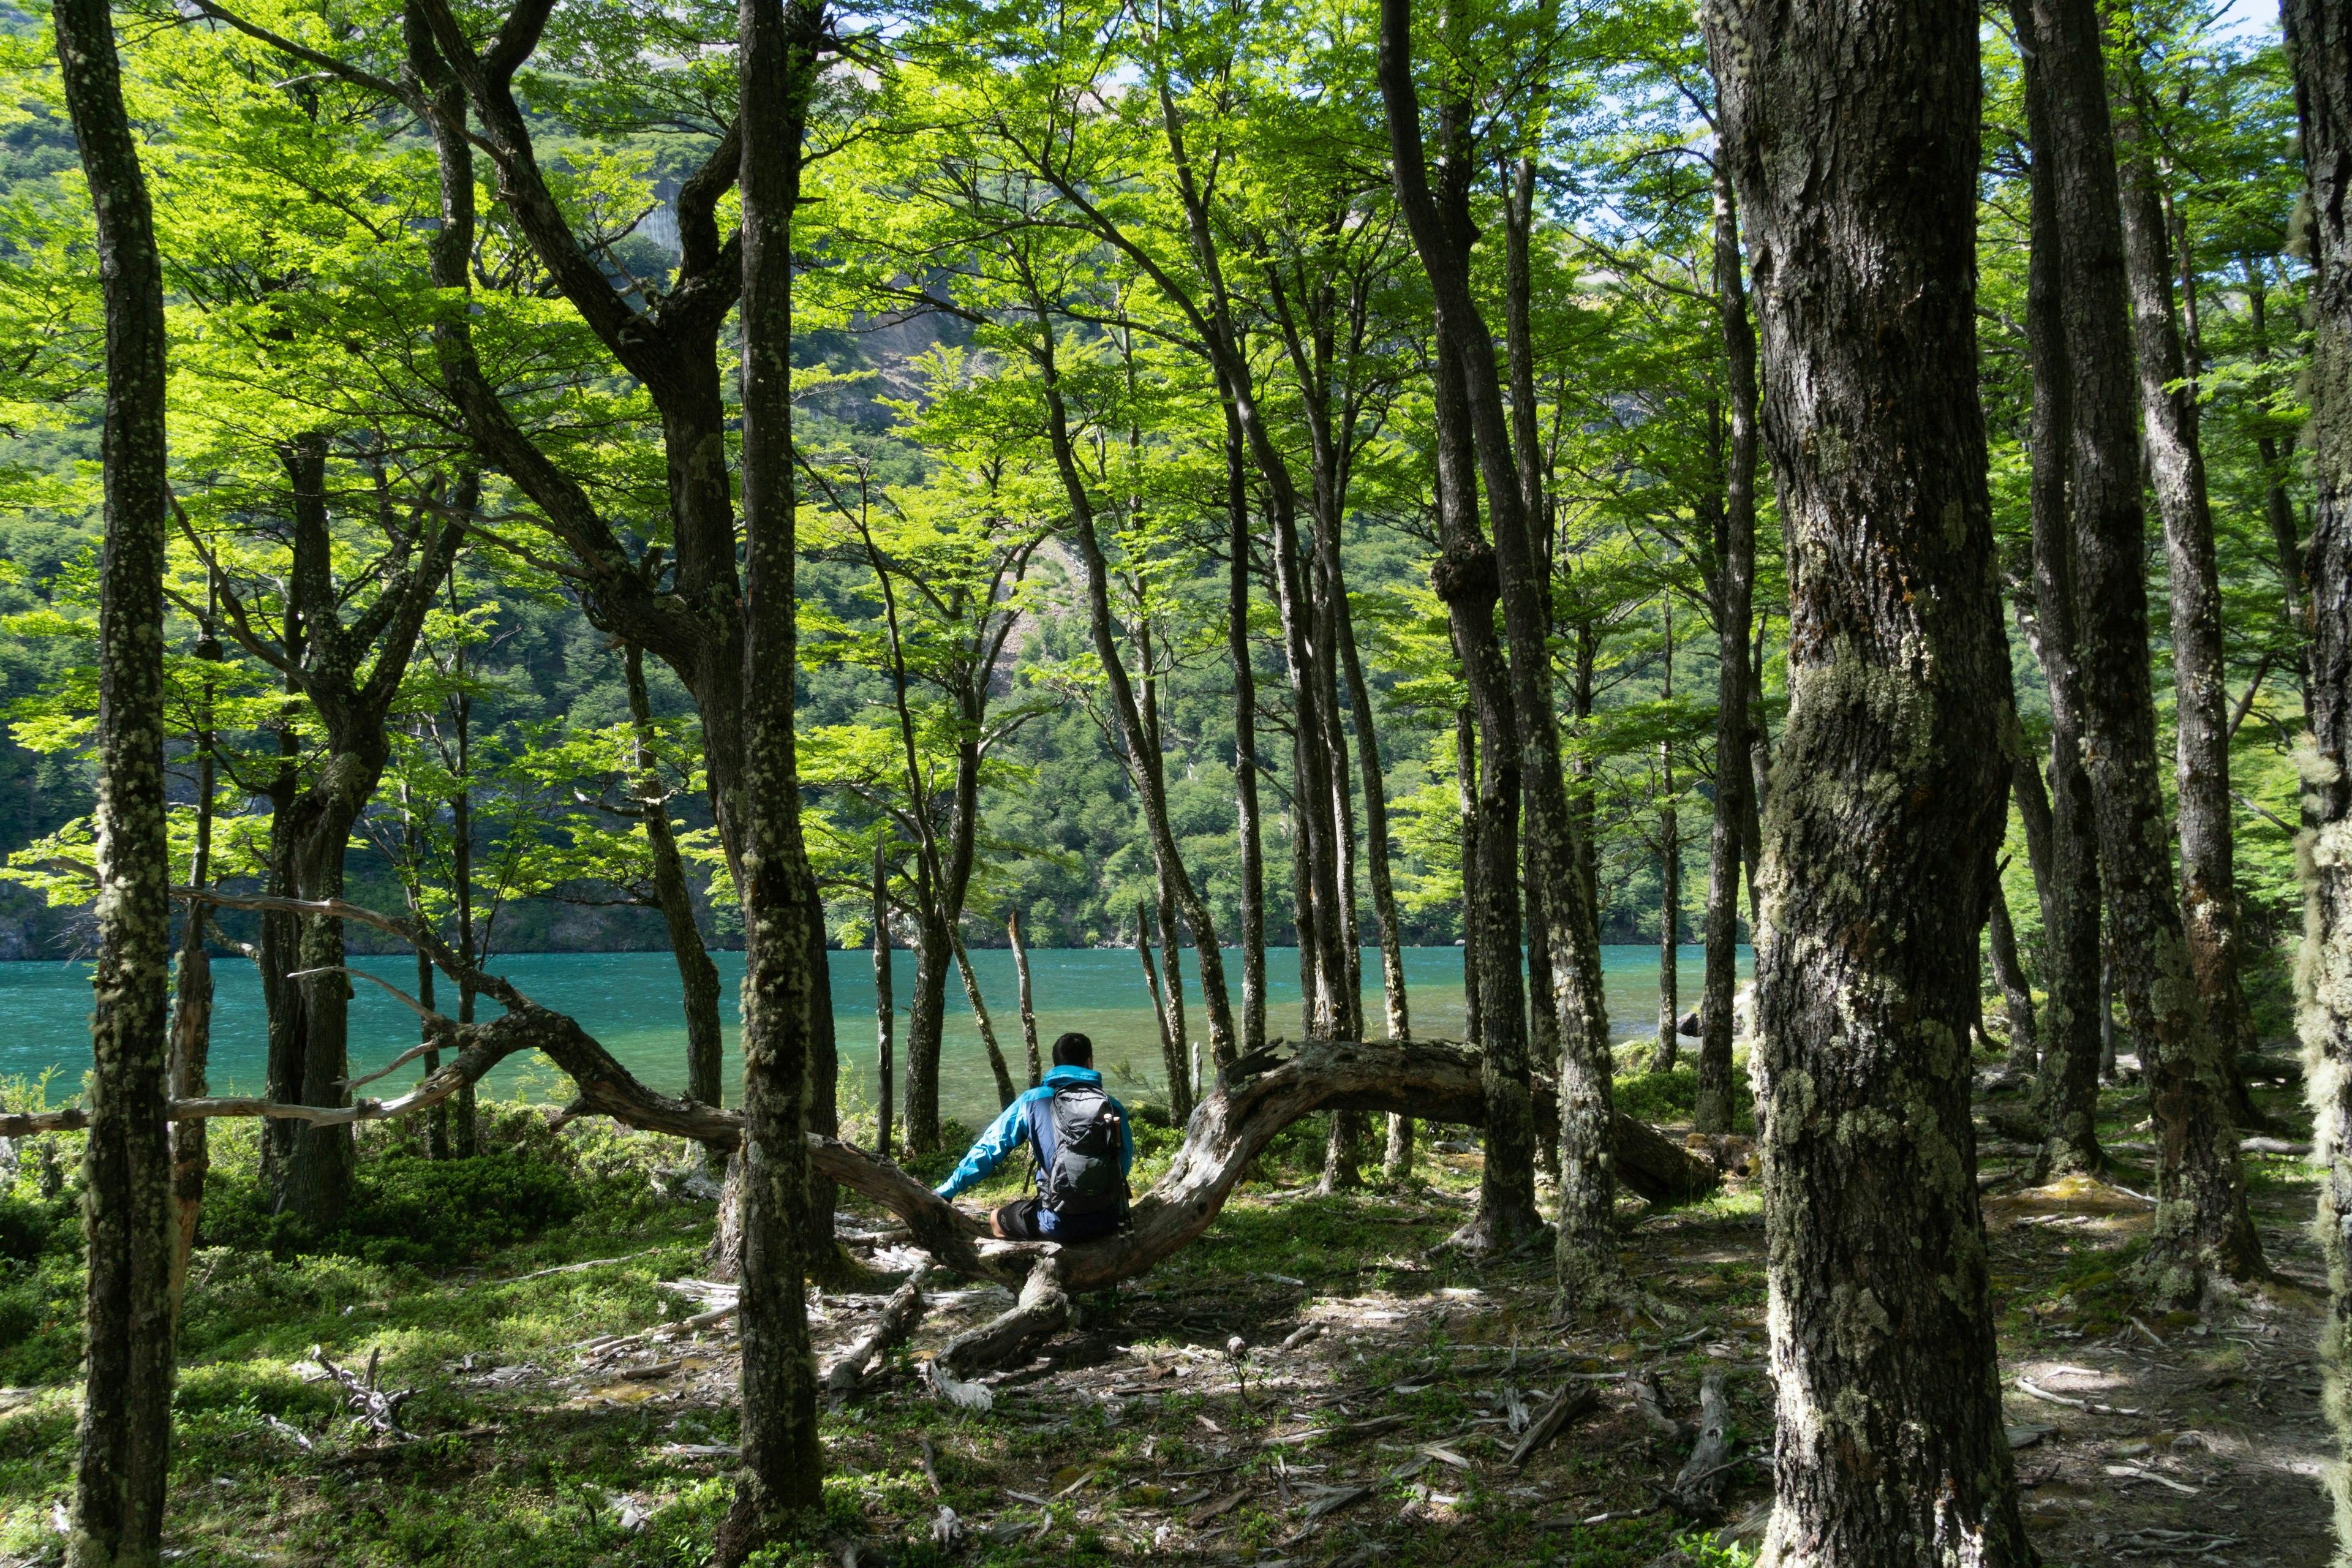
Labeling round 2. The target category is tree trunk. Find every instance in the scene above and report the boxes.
[1989,878,2039,1079]
[1656,595,1680,1071]
[1008,907,1040,1089]
[1706,0,2035,1555]
[1157,872,1192,1117]
[449,660,479,1160]
[2283,9,2352,1550]
[1136,901,1183,1116]
[903,918,950,1152]
[716,0,827,1553]
[1697,153,1758,1134]
[951,929,1017,1112]
[627,643,725,1110]
[1225,409,1267,1060]
[872,843,894,1159]
[2008,43,2108,1178]
[2245,258,2311,687]
[2114,130,2264,1128]
[1384,0,1611,1275]
[2018,0,2261,1296]
[55,0,175,1551]
[1033,321,1237,1066]
[170,630,221,1308]
[1455,705,1485,1056]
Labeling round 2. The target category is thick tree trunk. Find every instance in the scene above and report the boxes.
[1007,908,1039,1089]
[1697,156,1758,1134]
[903,921,950,1152]
[873,844,894,1159]
[626,644,725,1109]
[55,0,175,1555]
[1706,0,2035,1556]
[2018,0,2261,1298]
[2283,7,2352,1553]
[2114,134,2265,1129]
[2008,47,2108,1178]
[717,0,827,1553]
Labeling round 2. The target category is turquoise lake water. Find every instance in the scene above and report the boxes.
[0,944,1747,1128]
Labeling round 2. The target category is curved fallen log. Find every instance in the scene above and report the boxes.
[0,888,1721,1372]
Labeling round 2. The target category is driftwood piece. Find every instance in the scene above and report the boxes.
[938,1262,1073,1376]
[1506,1384,1599,1468]
[824,1268,930,1400]
[1669,1373,1736,1513]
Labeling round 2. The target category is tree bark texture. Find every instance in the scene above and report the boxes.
[1225,410,1267,1060]
[1697,153,1759,1135]
[718,0,827,1551]
[54,0,175,1553]
[1382,0,1614,1281]
[2114,127,2264,1120]
[873,843,894,1158]
[2283,3,2352,1556]
[2016,0,2261,1298]
[2008,36,2109,1178]
[1705,0,2035,1556]
[1989,878,2040,1079]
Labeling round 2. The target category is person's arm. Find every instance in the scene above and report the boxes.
[935,1095,1031,1200]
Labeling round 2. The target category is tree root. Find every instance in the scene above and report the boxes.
[824,1267,929,1401]
[938,1263,1072,1377]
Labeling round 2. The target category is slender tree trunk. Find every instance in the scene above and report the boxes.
[170,631,221,1308]
[405,788,448,1161]
[55,0,174,1551]
[2245,259,2311,686]
[1989,878,2040,1079]
[2282,11,2352,1550]
[1706,0,2034,1555]
[1225,410,1267,1060]
[2008,45,2109,1177]
[1033,322,1237,1064]
[716,0,827,1552]
[627,643,725,1109]
[1007,908,1039,1089]
[1698,157,1758,1131]
[2114,131,2265,1128]
[1384,0,1610,1276]
[449,672,480,1159]
[2019,0,2261,1295]
[1656,597,1681,1070]
[1455,706,1485,1057]
[952,929,1017,1111]
[1158,880,1193,1116]
[1137,900,1178,1093]
[872,843,894,1159]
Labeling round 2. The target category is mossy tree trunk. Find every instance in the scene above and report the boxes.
[715,0,828,1554]
[2283,0,2352,1553]
[55,0,175,1554]
[1705,0,2035,1555]
[2015,0,2261,1298]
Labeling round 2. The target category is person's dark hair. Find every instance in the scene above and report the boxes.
[1051,1031,1095,1068]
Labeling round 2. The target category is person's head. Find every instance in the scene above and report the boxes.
[1051,1031,1095,1069]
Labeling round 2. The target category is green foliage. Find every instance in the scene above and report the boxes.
[200,1153,586,1267]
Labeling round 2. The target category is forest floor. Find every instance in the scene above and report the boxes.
[0,1054,2337,1568]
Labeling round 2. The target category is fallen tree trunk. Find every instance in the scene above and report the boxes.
[1,891,1720,1341]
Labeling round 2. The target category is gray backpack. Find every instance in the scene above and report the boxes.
[1026,1085,1125,1218]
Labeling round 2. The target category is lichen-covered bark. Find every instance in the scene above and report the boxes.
[1697,154,1758,1137]
[716,0,827,1553]
[2004,36,2108,1177]
[2283,0,2352,1555]
[2016,0,2260,1300]
[1703,0,2034,1556]
[55,0,175,1555]
[2115,125,2264,1128]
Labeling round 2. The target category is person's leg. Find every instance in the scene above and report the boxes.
[990,1198,1047,1240]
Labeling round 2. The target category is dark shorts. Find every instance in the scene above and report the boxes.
[992,1197,1118,1243]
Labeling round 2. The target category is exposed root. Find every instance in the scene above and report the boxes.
[937,1262,1073,1377]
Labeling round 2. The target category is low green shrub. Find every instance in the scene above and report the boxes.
[200,1152,586,1267]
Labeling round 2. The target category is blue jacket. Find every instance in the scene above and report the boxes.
[933,1065,1136,1208]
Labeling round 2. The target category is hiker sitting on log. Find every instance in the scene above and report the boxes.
[933,1031,1134,1242]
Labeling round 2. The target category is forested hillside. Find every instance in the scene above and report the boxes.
[6,0,2351,1564]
